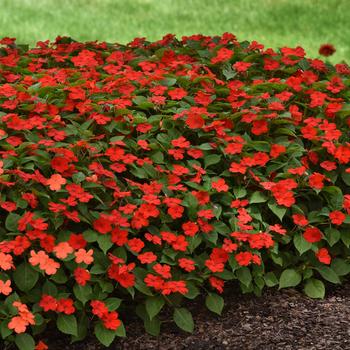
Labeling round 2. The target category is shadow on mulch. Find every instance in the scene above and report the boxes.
[5,281,350,350]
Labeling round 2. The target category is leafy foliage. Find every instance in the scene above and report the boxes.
[0,33,350,348]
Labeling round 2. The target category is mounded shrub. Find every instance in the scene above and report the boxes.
[0,33,350,348]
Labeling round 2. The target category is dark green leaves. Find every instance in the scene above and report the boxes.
[304,279,325,299]
[56,314,78,336]
[205,293,224,315]
[5,213,21,231]
[15,333,35,350]
[94,322,117,347]
[204,154,221,168]
[321,186,343,210]
[279,269,302,289]
[268,202,287,221]
[315,266,340,284]
[145,296,165,320]
[13,263,39,292]
[173,308,194,333]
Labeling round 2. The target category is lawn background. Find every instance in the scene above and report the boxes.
[0,0,349,63]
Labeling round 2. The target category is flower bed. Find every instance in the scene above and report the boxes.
[0,33,350,349]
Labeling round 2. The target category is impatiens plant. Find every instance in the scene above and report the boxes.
[0,33,350,349]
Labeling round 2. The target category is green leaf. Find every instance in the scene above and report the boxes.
[116,321,126,337]
[150,151,164,164]
[181,192,198,209]
[132,96,153,109]
[173,308,194,333]
[42,280,58,296]
[279,269,302,289]
[304,278,325,299]
[57,314,78,336]
[97,235,113,254]
[331,258,350,276]
[183,282,200,299]
[316,266,340,284]
[341,171,350,186]
[222,63,236,80]
[94,322,116,347]
[144,316,161,336]
[71,313,88,342]
[249,141,270,152]
[263,272,278,287]
[341,230,350,247]
[83,229,98,243]
[145,296,165,320]
[233,187,247,199]
[15,333,35,350]
[205,293,224,315]
[250,191,268,204]
[321,186,343,210]
[13,263,39,292]
[5,213,21,231]
[293,233,312,255]
[105,297,122,311]
[73,284,92,305]
[72,172,85,183]
[236,267,252,287]
[268,202,287,222]
[0,319,12,339]
[204,154,221,168]
[324,227,340,247]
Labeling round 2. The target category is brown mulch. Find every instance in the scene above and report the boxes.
[5,282,350,350]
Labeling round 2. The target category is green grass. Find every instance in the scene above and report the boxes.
[0,0,349,63]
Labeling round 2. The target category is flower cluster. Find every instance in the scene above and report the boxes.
[0,34,350,348]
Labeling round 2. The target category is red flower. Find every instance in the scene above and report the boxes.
[233,61,252,72]
[74,267,91,286]
[235,251,253,266]
[186,113,205,129]
[168,205,184,219]
[182,221,199,237]
[128,238,145,253]
[56,298,75,315]
[68,234,87,250]
[316,248,331,264]
[46,174,66,191]
[39,295,57,312]
[209,276,224,294]
[211,47,233,64]
[35,341,48,350]
[91,300,109,318]
[194,91,212,106]
[144,274,164,291]
[137,251,157,264]
[162,280,188,295]
[71,50,99,67]
[309,173,326,190]
[329,211,346,225]
[303,227,323,243]
[319,44,336,57]
[251,119,268,135]
[270,144,286,158]
[178,258,195,272]
[107,264,135,288]
[205,259,225,273]
[93,216,113,234]
[292,214,309,226]
[153,263,172,279]
[171,136,190,148]
[212,178,229,192]
[168,88,187,100]
[102,311,121,330]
